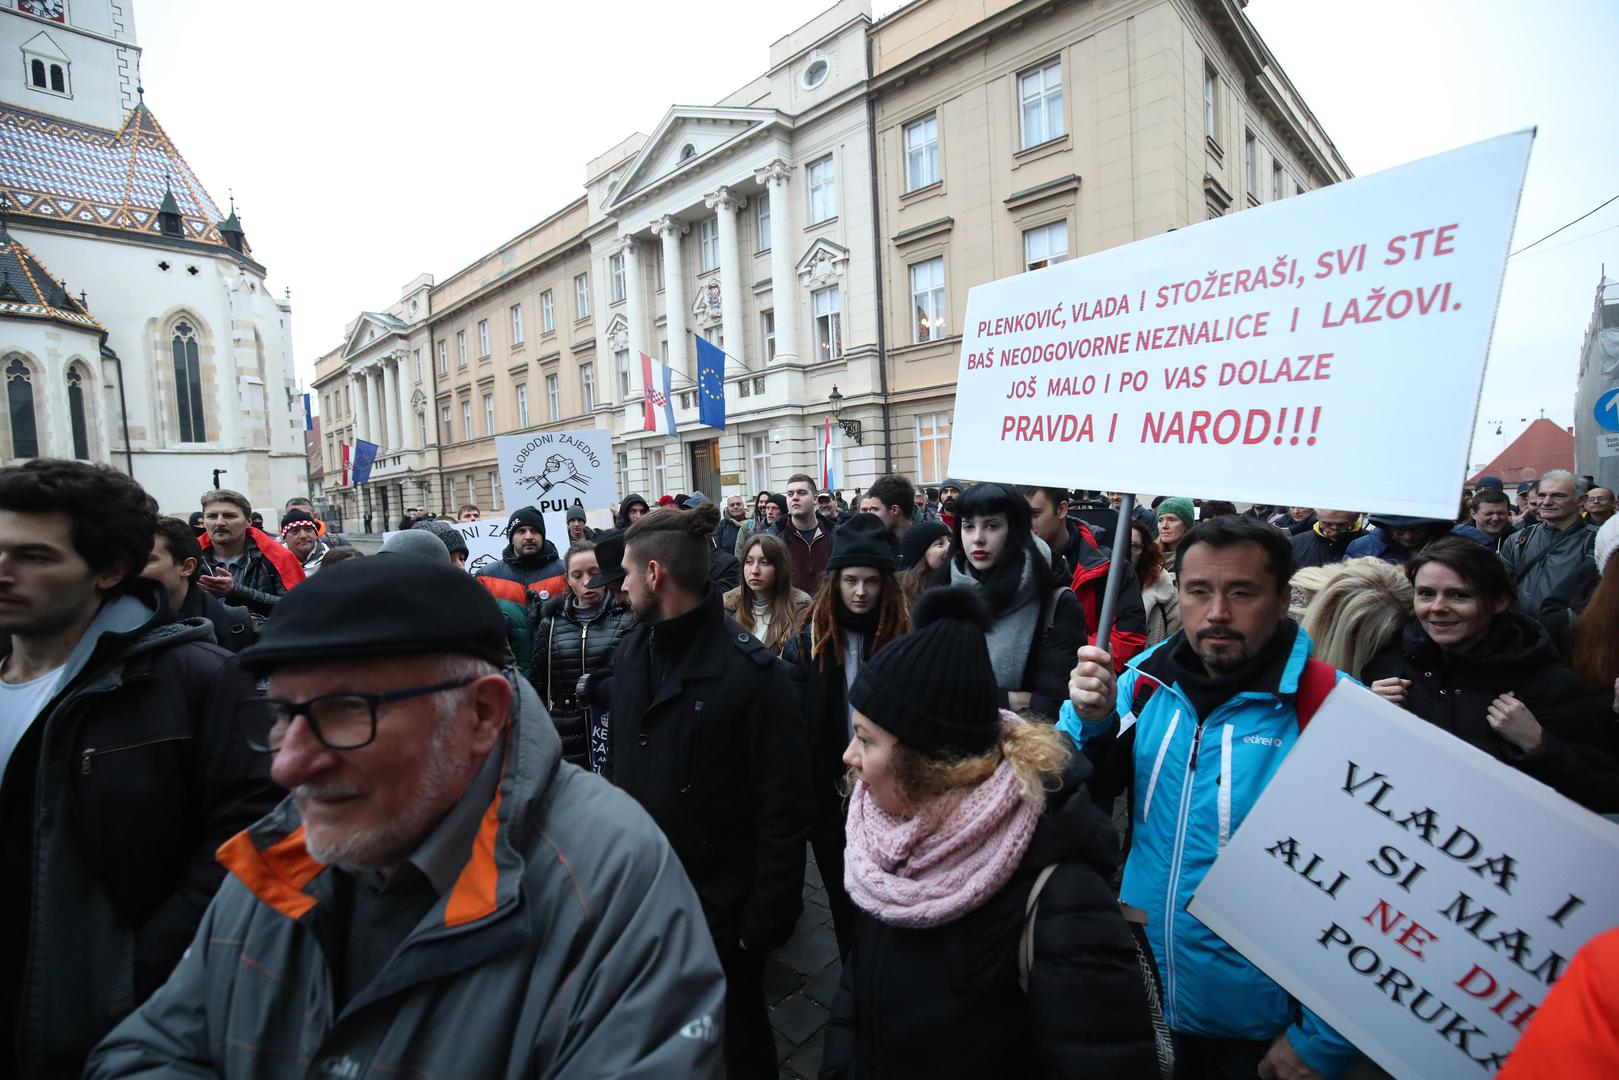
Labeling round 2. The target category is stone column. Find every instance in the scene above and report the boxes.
[396,354,418,449]
[349,375,369,443]
[755,159,798,364]
[622,235,645,365]
[366,368,385,449]
[705,186,746,367]
[382,358,402,452]
[653,215,690,376]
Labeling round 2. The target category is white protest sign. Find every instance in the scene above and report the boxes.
[494,429,617,549]
[948,131,1533,518]
[381,520,508,575]
[1598,432,1619,459]
[1187,681,1619,1079]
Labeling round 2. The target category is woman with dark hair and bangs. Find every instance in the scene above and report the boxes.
[724,532,811,655]
[932,482,1085,719]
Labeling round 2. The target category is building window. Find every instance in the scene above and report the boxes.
[511,304,524,345]
[1204,64,1220,145]
[1018,59,1064,149]
[699,217,720,273]
[437,340,447,374]
[446,476,457,509]
[1245,130,1258,197]
[413,348,422,380]
[617,452,631,499]
[648,448,667,499]
[915,411,953,485]
[748,434,770,492]
[702,324,722,347]
[609,253,626,303]
[756,191,771,251]
[541,290,555,333]
[904,114,940,190]
[461,400,472,440]
[488,470,501,510]
[441,403,452,442]
[418,411,427,446]
[6,358,39,458]
[660,338,668,364]
[28,59,45,89]
[807,156,836,223]
[615,349,631,400]
[67,366,89,458]
[680,142,697,161]
[456,330,467,367]
[516,383,529,427]
[574,274,591,320]
[910,257,947,343]
[761,309,776,361]
[483,393,495,436]
[546,373,560,420]
[478,320,490,357]
[1024,220,1069,271]
[49,63,64,94]
[581,363,596,411]
[812,286,842,360]
[1272,161,1285,201]
[171,321,206,443]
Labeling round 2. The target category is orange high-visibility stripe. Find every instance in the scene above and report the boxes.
[216,825,325,920]
[444,785,504,927]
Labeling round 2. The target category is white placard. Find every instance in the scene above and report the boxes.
[947,132,1533,518]
[1187,681,1619,1079]
[494,429,617,549]
[1598,432,1619,459]
[382,520,508,575]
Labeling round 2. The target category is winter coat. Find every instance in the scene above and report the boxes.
[717,514,747,555]
[616,493,651,530]
[1139,569,1181,646]
[605,590,813,953]
[1503,520,1599,615]
[820,759,1161,1080]
[784,623,873,826]
[297,540,332,575]
[1,586,279,1079]
[1537,556,1601,659]
[84,679,727,1079]
[198,527,306,616]
[732,516,763,560]
[767,513,838,594]
[709,544,741,594]
[529,594,634,768]
[1497,926,1619,1080]
[1452,522,1512,554]
[1362,612,1619,812]
[474,543,566,677]
[951,551,1087,720]
[1289,524,1365,569]
[1057,627,1360,1077]
[173,581,256,654]
[1054,520,1149,670]
[1345,529,1420,565]
[722,587,811,655]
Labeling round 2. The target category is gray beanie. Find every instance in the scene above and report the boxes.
[412,518,469,557]
[380,529,452,563]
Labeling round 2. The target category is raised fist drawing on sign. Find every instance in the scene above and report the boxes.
[522,454,591,495]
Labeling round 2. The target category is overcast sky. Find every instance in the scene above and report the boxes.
[136,0,1618,470]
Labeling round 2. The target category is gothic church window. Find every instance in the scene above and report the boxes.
[6,359,39,459]
[172,321,207,442]
[67,366,89,458]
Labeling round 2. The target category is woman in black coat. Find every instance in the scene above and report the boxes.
[821,588,1161,1079]
[1365,537,1619,812]
[932,482,1085,719]
[530,540,634,770]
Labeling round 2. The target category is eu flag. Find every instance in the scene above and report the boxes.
[351,439,380,485]
[695,337,726,431]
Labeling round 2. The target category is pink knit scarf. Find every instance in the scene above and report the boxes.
[844,714,1043,928]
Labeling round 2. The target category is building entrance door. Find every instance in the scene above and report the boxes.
[689,438,721,500]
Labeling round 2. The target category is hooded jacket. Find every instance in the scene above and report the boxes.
[475,509,566,675]
[820,758,1161,1080]
[1053,519,1149,671]
[85,678,727,1079]
[1056,627,1359,1077]
[198,527,306,616]
[173,581,256,654]
[1503,519,1598,614]
[1,585,278,1078]
[1363,611,1619,812]
[616,493,651,530]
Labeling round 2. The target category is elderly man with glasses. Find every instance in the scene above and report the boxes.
[87,557,726,1079]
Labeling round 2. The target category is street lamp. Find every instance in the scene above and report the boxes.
[828,384,863,445]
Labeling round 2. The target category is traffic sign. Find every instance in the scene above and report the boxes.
[1595,388,1619,433]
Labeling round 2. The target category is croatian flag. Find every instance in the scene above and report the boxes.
[822,414,837,491]
[641,352,677,436]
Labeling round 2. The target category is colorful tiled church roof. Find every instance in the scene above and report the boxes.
[0,202,104,334]
[0,99,238,251]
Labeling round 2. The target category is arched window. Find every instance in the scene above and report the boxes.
[49,64,64,93]
[6,359,39,459]
[67,366,89,459]
[29,59,45,88]
[172,321,206,442]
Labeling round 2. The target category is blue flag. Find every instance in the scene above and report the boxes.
[301,393,313,431]
[695,337,726,431]
[351,438,379,485]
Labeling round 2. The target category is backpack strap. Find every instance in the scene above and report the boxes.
[1295,658,1338,731]
[1017,864,1059,993]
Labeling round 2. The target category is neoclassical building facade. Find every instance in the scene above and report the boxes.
[0,0,304,517]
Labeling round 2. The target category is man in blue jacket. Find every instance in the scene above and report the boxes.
[1060,516,1360,1079]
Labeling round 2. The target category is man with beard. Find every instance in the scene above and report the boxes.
[937,478,964,532]
[1059,516,1358,1080]
[604,502,810,1079]
[0,461,277,1078]
[278,509,330,575]
[196,489,306,617]
[87,557,727,1078]
[141,516,257,653]
[474,507,565,677]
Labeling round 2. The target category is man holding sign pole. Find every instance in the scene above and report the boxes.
[1060,517,1358,1078]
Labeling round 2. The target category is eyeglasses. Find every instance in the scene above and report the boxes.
[1317,521,1356,535]
[235,677,478,752]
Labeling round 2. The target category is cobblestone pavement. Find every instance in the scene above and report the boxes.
[769,848,840,1080]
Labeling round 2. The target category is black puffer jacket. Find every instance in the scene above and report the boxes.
[530,594,634,768]
[820,757,1161,1079]
[1364,611,1619,812]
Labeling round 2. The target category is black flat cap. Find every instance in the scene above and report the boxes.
[237,556,510,674]
[587,530,627,589]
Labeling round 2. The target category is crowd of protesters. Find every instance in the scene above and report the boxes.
[2,455,1617,1079]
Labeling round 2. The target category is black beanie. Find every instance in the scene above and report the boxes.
[901,519,950,570]
[767,493,789,518]
[507,505,546,536]
[848,587,999,758]
[827,513,897,571]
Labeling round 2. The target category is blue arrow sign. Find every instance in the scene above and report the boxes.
[1596,388,1619,433]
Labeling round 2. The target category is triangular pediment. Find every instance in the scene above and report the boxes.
[795,238,850,288]
[341,311,407,359]
[607,106,783,210]
[21,32,69,62]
